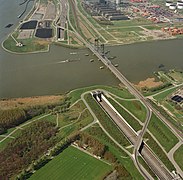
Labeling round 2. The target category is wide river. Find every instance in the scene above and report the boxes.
[0,0,183,98]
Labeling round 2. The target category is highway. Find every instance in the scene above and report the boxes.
[98,95,174,180]
[67,1,182,179]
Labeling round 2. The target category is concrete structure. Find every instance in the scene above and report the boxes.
[169,4,176,10]
[116,0,120,5]
[177,4,183,9]
[166,1,173,7]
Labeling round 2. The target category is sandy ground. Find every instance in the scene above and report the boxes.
[135,78,163,89]
[0,95,64,110]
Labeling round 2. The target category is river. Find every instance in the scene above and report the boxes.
[0,0,182,98]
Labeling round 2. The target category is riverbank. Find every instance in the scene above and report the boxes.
[3,0,183,54]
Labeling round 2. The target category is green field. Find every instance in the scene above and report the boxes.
[30,146,112,180]
[84,94,131,147]
[148,114,178,152]
[69,85,133,104]
[153,88,178,101]
[174,145,183,171]
[3,36,49,53]
[144,132,175,171]
[115,98,147,122]
[107,98,142,132]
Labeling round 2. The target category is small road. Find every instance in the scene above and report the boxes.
[168,141,183,177]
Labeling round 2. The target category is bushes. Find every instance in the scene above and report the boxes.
[0,109,26,132]
[115,164,132,179]
[0,121,58,179]
[0,97,71,135]
[149,83,172,93]
[79,132,107,157]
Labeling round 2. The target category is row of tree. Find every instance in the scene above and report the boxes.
[0,121,58,179]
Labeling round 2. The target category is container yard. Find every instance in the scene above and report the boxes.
[162,27,183,35]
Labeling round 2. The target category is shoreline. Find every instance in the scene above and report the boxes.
[1,0,181,54]
[1,35,180,54]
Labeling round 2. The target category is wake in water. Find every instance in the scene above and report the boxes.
[53,58,81,64]
[18,0,34,18]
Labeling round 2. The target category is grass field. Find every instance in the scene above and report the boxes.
[84,94,131,147]
[174,145,183,171]
[69,85,133,104]
[30,146,112,180]
[115,98,146,122]
[3,36,49,53]
[153,88,178,101]
[148,114,178,152]
[107,98,142,132]
[144,132,175,171]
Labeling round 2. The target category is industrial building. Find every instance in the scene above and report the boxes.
[83,0,129,21]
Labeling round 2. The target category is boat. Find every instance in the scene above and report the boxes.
[100,66,104,69]
[70,52,77,55]
[85,54,89,56]
[90,59,94,62]
[159,64,165,68]
[114,64,119,67]
[5,24,13,28]
[108,56,116,60]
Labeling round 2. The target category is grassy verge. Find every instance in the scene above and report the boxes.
[56,109,93,141]
[153,88,178,101]
[107,98,142,132]
[3,36,49,53]
[84,94,131,148]
[114,98,146,122]
[144,132,175,171]
[69,85,133,104]
[173,145,183,171]
[138,156,157,179]
[148,99,183,133]
[148,114,179,152]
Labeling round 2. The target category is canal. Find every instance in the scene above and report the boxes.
[0,0,183,98]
